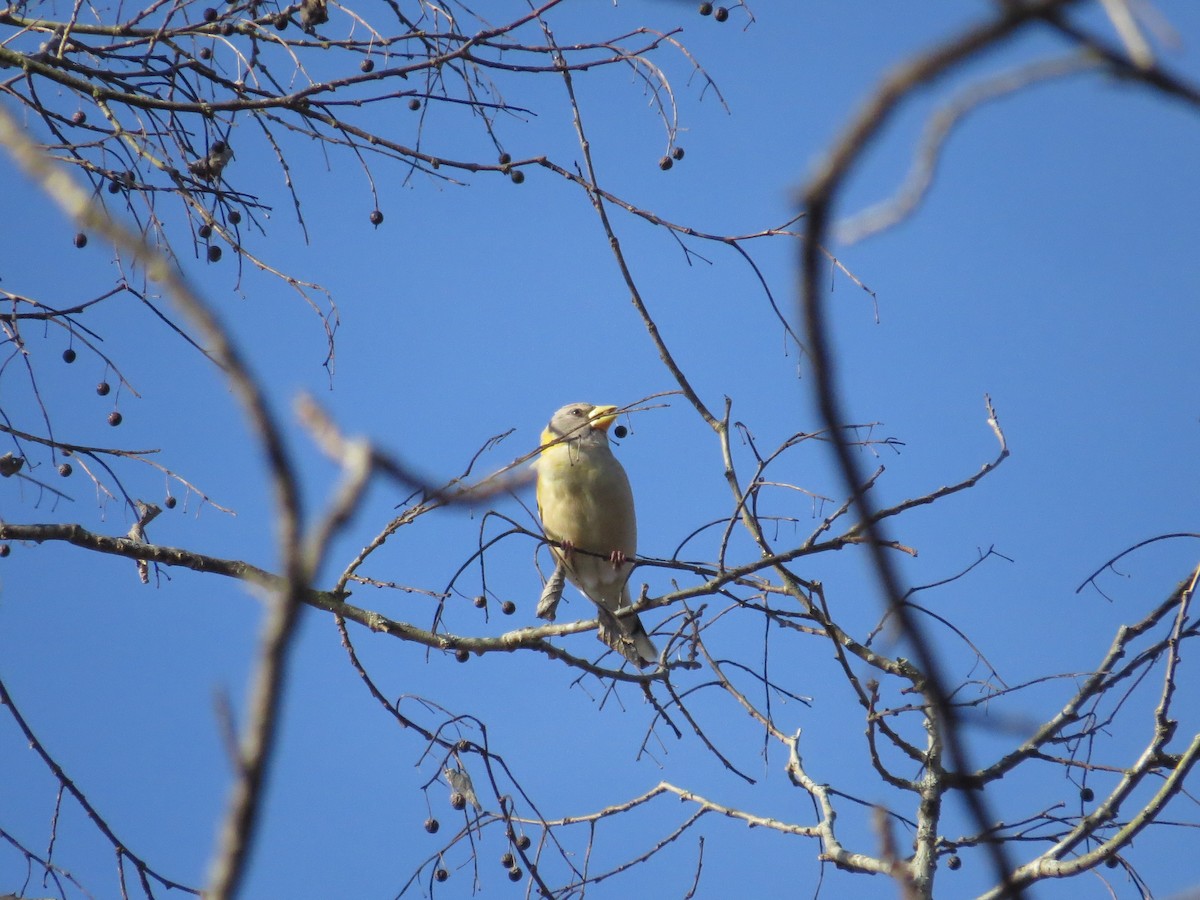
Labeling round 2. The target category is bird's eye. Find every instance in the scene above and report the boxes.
[569,407,583,417]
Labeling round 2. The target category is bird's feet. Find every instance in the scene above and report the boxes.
[608,549,626,568]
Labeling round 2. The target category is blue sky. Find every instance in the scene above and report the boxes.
[2,2,1199,898]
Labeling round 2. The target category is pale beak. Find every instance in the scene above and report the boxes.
[588,405,619,432]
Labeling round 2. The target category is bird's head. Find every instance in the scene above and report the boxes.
[541,402,619,449]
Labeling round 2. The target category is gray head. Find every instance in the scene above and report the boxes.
[542,403,619,447]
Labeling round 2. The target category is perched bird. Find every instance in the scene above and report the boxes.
[187,140,233,181]
[535,402,658,668]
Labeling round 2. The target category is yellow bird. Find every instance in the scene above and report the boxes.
[535,403,658,668]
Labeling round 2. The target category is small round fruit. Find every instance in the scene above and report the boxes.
[510,170,525,185]
[73,232,88,248]
[0,545,9,558]
[198,223,212,238]
[500,852,514,868]
[714,6,729,21]
[96,381,111,396]
[516,835,531,850]
[369,209,384,226]
[107,179,122,194]
[946,854,961,871]
[62,348,77,363]
[434,869,449,883]
[500,600,516,615]
[408,98,421,110]
[672,146,685,160]
[203,7,218,22]
[274,14,288,30]
[613,424,628,438]
[71,110,86,125]
[658,156,673,171]
[220,22,234,35]
[450,792,466,810]
[360,58,374,73]
[1080,787,1095,802]
[507,867,522,882]
[699,2,713,14]
[199,47,212,60]
[165,495,178,509]
[108,411,123,427]
[473,595,487,609]
[58,463,72,477]
[207,245,222,262]
[455,648,469,663]
[423,818,440,834]
[1105,856,1119,869]
[228,209,242,225]
[498,152,512,165]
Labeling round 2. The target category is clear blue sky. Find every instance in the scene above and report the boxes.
[2,2,1199,898]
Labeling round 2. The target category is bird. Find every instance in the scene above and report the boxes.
[534,402,658,668]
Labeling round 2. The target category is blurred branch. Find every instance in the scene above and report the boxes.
[799,1,1085,894]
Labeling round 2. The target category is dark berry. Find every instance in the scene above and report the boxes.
[658,156,673,171]
[58,463,72,477]
[449,792,466,810]
[507,867,522,882]
[165,495,178,509]
[220,22,234,36]
[207,245,222,262]
[498,152,511,165]
[500,853,514,868]
[107,179,121,194]
[408,98,421,111]
[62,348,77,363]
[274,14,288,29]
[0,545,9,558]
[203,7,218,22]
[199,47,212,60]
[73,232,88,248]
[672,146,685,160]
[108,411,123,426]
[946,854,961,871]
[1105,856,1119,869]
[510,170,525,185]
[473,595,487,608]
[699,2,713,14]
[71,110,86,125]
[228,209,242,225]
[1080,787,1094,802]
[455,648,469,663]
[96,381,111,396]
[714,6,729,21]
[434,868,449,882]
[198,223,212,238]
[369,209,384,226]
[423,818,439,834]
[516,835,530,850]
[360,58,374,73]
[500,600,516,615]
[613,424,628,438]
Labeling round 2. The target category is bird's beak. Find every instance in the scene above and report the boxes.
[588,405,619,432]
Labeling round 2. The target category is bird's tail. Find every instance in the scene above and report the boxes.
[596,606,658,669]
